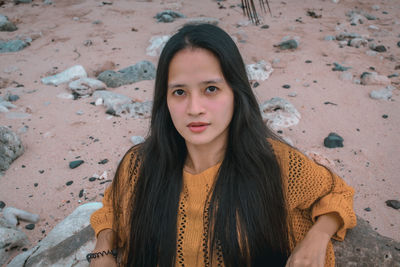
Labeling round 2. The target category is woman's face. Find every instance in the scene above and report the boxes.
[167,48,234,149]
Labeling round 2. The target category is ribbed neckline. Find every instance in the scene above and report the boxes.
[183,162,221,187]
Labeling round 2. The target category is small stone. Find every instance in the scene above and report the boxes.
[282,84,291,89]
[324,35,336,41]
[39,170,44,174]
[364,207,371,212]
[388,73,399,78]
[0,200,5,209]
[305,60,312,63]
[324,132,344,148]
[34,183,38,187]
[385,200,400,210]
[382,114,388,119]
[288,92,297,97]
[373,45,387,52]
[98,159,108,164]
[397,41,400,48]
[66,181,73,186]
[89,177,97,182]
[25,224,35,230]
[79,189,84,198]
[332,62,351,71]
[8,95,20,102]
[261,25,269,29]
[275,39,298,50]
[69,160,84,169]
[253,81,259,88]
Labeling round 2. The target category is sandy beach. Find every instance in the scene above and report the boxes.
[0,0,399,262]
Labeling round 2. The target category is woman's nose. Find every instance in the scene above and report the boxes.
[187,93,205,116]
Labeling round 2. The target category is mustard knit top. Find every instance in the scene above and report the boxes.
[90,139,356,266]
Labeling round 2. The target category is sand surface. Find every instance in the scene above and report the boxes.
[1,0,399,261]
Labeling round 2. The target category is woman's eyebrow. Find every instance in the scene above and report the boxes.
[168,78,224,90]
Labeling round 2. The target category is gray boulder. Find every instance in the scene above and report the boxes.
[259,97,301,129]
[41,65,87,86]
[8,202,102,267]
[0,126,24,173]
[0,14,17,32]
[0,40,29,53]
[0,218,29,266]
[334,216,400,266]
[97,61,156,88]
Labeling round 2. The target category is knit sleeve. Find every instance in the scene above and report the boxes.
[285,146,356,241]
[90,146,139,237]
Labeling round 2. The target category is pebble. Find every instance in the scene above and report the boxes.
[76,110,84,115]
[323,132,344,148]
[282,84,291,89]
[261,25,269,29]
[8,95,19,102]
[69,160,84,169]
[154,10,185,23]
[34,183,38,187]
[332,62,351,71]
[385,200,400,210]
[79,189,84,198]
[0,39,29,53]
[253,82,259,88]
[89,177,97,182]
[288,92,297,97]
[66,181,73,186]
[25,224,35,230]
[382,114,388,119]
[275,39,298,50]
[373,45,387,52]
[98,159,109,164]
[364,207,371,212]
[0,200,5,209]
[42,65,87,86]
[397,41,400,48]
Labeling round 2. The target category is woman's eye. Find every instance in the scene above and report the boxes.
[205,86,218,93]
[173,89,185,96]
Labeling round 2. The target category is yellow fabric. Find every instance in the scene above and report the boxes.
[90,139,356,266]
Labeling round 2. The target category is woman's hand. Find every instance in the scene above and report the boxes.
[285,213,342,267]
[89,229,117,267]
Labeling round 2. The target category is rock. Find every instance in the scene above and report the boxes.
[66,180,73,186]
[130,136,145,145]
[184,17,219,26]
[14,0,32,3]
[349,13,364,25]
[364,207,371,212]
[146,35,170,57]
[0,39,29,53]
[43,0,53,5]
[128,101,153,119]
[42,65,87,86]
[8,95,20,102]
[0,126,24,173]
[282,84,291,89]
[372,5,380,11]
[68,78,106,96]
[288,92,297,97]
[57,93,74,100]
[397,41,400,48]
[93,90,132,113]
[0,14,17,32]
[368,25,380,31]
[361,72,391,86]
[388,73,399,78]
[373,45,387,52]
[0,200,5,209]
[69,160,84,169]
[332,62,351,71]
[259,97,301,129]
[274,39,298,50]
[385,200,400,210]
[349,38,367,48]
[246,60,273,81]
[336,32,361,41]
[8,202,102,267]
[0,96,17,112]
[0,217,29,266]
[154,10,185,23]
[3,207,39,226]
[97,60,156,88]
[5,112,31,119]
[98,159,108,164]
[334,216,400,266]
[25,223,35,230]
[324,35,336,41]
[323,132,344,148]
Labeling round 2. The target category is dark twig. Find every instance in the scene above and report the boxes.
[241,0,271,25]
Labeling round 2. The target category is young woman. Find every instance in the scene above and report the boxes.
[89,24,356,267]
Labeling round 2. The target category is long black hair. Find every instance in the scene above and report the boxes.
[112,23,291,266]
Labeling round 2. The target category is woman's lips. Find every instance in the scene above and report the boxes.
[187,122,210,133]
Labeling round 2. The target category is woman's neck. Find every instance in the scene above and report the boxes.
[184,142,226,175]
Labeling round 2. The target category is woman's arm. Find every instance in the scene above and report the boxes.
[285,212,341,267]
[89,229,117,267]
